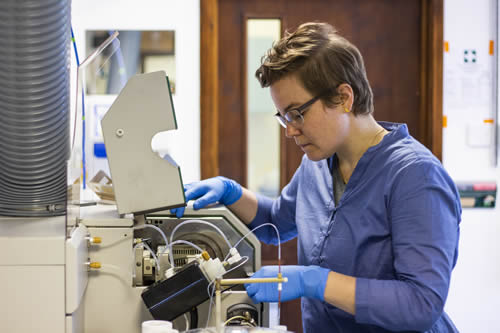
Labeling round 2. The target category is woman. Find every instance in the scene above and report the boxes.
[173,22,460,332]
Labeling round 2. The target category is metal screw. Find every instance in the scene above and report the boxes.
[244,311,251,320]
[116,128,124,137]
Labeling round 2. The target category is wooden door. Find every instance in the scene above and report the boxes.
[201,1,443,332]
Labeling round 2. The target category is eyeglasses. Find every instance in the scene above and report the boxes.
[274,90,330,129]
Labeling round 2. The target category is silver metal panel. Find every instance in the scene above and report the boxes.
[101,71,185,215]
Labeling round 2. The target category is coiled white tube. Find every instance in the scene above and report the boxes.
[170,219,233,250]
[225,223,281,263]
[134,224,169,255]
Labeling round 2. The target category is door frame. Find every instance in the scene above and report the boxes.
[200,0,444,179]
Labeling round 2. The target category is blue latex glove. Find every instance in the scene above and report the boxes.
[170,176,242,218]
[245,265,330,303]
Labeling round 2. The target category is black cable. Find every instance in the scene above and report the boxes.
[189,307,198,329]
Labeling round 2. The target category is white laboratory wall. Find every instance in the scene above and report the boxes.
[443,0,500,331]
[71,0,200,183]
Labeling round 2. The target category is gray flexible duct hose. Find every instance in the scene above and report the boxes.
[0,0,70,216]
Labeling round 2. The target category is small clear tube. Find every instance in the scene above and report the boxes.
[183,313,190,332]
[99,264,129,279]
[225,223,282,324]
[134,224,169,254]
[225,223,281,262]
[170,219,233,250]
[205,256,249,327]
[222,256,249,278]
[206,281,216,328]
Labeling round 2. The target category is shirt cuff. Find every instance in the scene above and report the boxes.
[247,194,278,244]
[248,193,273,229]
[355,277,372,325]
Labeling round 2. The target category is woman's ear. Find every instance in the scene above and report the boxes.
[337,83,354,110]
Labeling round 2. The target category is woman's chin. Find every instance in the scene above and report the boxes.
[304,151,324,162]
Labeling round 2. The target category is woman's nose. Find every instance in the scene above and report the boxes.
[285,123,301,138]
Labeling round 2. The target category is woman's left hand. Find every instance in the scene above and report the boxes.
[244,265,330,303]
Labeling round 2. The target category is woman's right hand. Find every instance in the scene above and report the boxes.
[170,176,243,218]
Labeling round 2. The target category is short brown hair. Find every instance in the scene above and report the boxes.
[256,22,374,115]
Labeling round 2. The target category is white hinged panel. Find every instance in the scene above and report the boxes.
[101,71,185,215]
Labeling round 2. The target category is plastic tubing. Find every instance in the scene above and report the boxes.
[168,239,205,269]
[169,219,232,250]
[205,256,249,327]
[134,224,169,255]
[132,242,160,278]
[225,223,281,263]
[225,223,282,324]
[205,281,216,327]
[222,255,249,278]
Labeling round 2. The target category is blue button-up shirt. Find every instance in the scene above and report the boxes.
[249,122,461,332]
